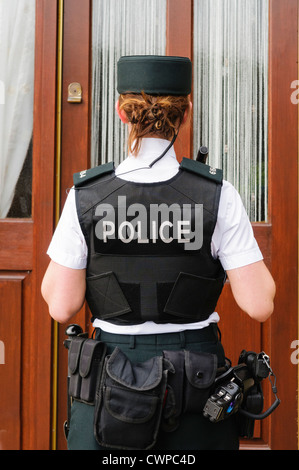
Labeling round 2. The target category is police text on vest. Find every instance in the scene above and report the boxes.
[94,196,203,251]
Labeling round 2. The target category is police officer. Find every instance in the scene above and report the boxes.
[41,55,275,450]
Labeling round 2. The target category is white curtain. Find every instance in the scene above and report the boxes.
[193,0,269,222]
[0,0,35,218]
[91,0,167,168]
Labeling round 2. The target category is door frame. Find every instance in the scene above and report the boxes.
[265,0,298,450]
[26,0,58,449]
[0,0,58,450]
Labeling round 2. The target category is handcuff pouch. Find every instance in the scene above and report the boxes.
[183,350,218,412]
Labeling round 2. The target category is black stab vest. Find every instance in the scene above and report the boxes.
[74,158,226,325]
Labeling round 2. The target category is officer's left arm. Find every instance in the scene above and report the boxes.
[226,260,276,322]
[41,260,86,323]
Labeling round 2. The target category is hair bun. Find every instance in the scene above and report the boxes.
[118,92,190,156]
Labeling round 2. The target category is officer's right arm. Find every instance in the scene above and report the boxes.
[226,260,276,322]
[41,260,86,324]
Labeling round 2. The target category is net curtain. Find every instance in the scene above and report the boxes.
[193,0,269,222]
[91,0,167,169]
[0,0,35,218]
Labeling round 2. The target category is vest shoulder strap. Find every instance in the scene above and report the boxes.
[73,161,115,188]
[180,157,223,184]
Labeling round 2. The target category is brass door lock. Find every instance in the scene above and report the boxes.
[68,82,82,103]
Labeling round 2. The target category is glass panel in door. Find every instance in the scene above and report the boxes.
[0,0,35,218]
[91,0,167,168]
[193,0,269,222]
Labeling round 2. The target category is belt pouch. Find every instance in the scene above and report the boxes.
[162,350,184,431]
[79,339,107,403]
[68,337,86,399]
[94,347,169,450]
[183,350,218,413]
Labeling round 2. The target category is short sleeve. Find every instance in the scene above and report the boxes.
[47,188,88,269]
[211,181,263,271]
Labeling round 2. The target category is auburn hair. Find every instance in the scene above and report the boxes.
[118,92,190,156]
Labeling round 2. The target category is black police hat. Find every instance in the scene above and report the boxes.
[117,55,192,96]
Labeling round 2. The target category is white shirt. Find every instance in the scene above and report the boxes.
[47,138,263,334]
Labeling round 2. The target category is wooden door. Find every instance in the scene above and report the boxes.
[218,0,298,450]
[0,1,58,449]
[53,0,298,450]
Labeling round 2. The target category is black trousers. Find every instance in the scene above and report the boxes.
[67,324,239,450]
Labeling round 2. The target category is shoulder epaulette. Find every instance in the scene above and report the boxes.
[73,161,115,188]
[180,157,223,184]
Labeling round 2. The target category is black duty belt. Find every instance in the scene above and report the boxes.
[63,324,280,450]
[95,323,219,346]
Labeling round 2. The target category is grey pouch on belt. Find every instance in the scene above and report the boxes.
[94,347,172,450]
[79,339,107,403]
[68,337,86,399]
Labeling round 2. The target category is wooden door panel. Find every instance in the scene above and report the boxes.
[218,286,261,362]
[217,224,275,447]
[0,273,26,450]
[60,0,92,201]
[218,284,263,441]
[167,0,192,159]
[0,220,33,270]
